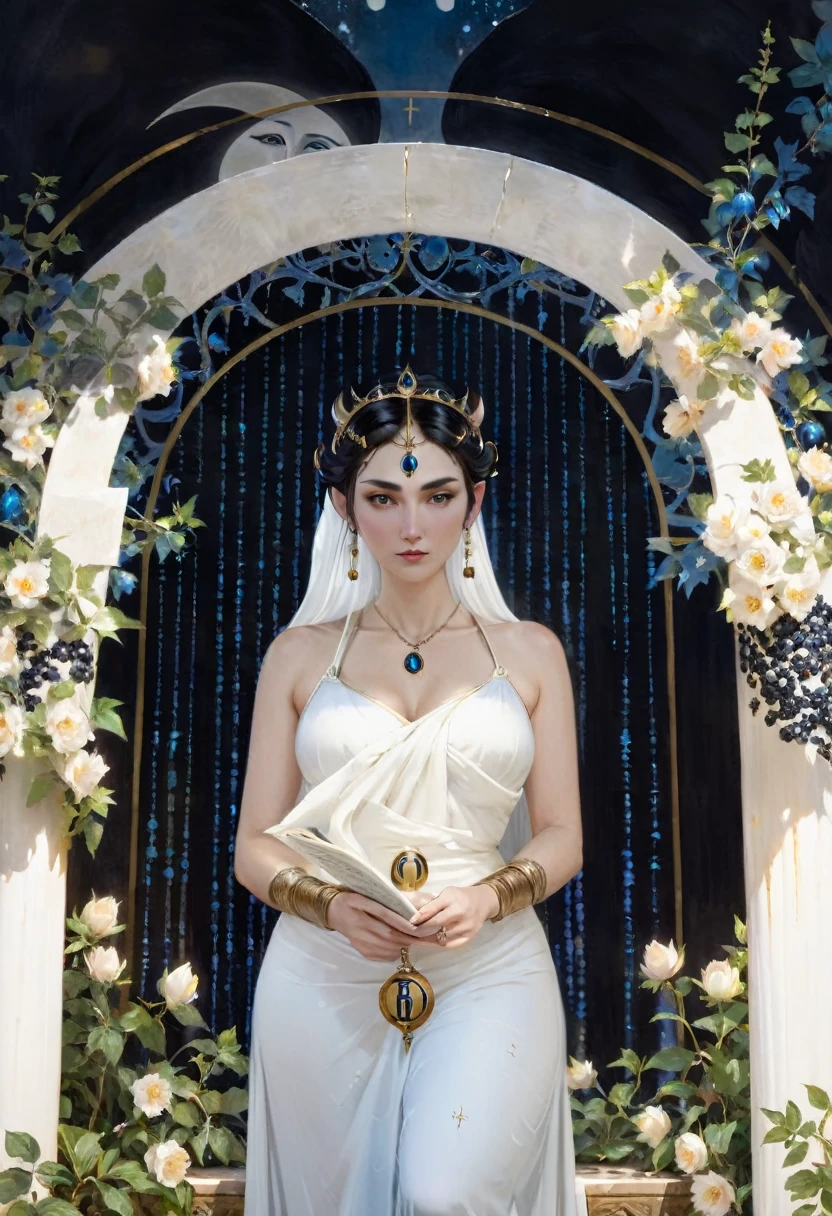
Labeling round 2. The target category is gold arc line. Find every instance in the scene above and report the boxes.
[126,295,684,976]
[44,88,832,339]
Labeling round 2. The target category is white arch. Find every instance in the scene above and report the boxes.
[5,143,827,1214]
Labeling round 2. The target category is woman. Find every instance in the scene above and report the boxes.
[235,368,584,1215]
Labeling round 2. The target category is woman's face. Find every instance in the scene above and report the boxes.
[331,425,486,583]
[219,108,347,179]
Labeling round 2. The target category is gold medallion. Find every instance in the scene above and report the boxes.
[378,947,435,1054]
[390,848,429,891]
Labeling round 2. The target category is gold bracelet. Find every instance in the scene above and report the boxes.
[474,858,548,922]
[267,867,346,931]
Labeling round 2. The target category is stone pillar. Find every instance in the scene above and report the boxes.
[0,760,66,1176]
[736,642,832,1215]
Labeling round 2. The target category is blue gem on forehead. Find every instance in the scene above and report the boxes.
[401,452,418,475]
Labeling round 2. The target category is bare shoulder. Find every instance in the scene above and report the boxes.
[260,617,347,684]
[485,619,568,714]
[487,618,565,663]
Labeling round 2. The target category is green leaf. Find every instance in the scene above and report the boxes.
[688,492,714,521]
[145,304,179,331]
[207,1124,235,1166]
[142,264,166,299]
[82,818,104,857]
[786,1169,822,1200]
[47,549,72,597]
[806,1085,831,1110]
[644,1046,697,1071]
[0,1169,33,1203]
[790,372,812,401]
[4,1133,39,1166]
[185,1037,219,1057]
[171,1001,208,1029]
[91,1180,133,1216]
[785,1141,811,1166]
[218,1086,249,1115]
[607,1049,642,1075]
[89,699,126,740]
[34,1162,74,1189]
[792,1205,819,1216]
[172,1100,201,1128]
[57,233,82,256]
[105,1161,158,1193]
[26,772,58,807]
[724,131,753,153]
[787,1101,803,1133]
[761,1106,786,1126]
[652,1139,675,1171]
[705,1120,737,1155]
[70,1130,102,1178]
[791,36,821,64]
[133,1016,166,1056]
[87,1025,124,1066]
[189,1124,209,1167]
[697,371,720,401]
[741,457,777,484]
[36,1201,84,1216]
[50,680,77,700]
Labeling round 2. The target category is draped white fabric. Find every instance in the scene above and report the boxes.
[246,610,585,1214]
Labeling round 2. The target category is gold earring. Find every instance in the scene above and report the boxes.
[347,528,359,581]
[463,526,475,579]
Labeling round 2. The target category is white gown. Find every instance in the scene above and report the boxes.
[246,610,585,1216]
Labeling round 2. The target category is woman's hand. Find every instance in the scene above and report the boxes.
[327,891,434,962]
[407,884,500,950]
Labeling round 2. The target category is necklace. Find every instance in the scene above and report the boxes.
[372,601,461,674]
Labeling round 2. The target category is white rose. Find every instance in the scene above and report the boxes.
[5,559,51,609]
[0,703,23,758]
[756,329,803,379]
[131,1073,173,1119]
[46,698,94,755]
[565,1056,598,1090]
[674,1131,709,1174]
[701,959,743,1002]
[0,625,20,678]
[610,310,643,358]
[161,962,199,1009]
[144,1140,191,1188]
[640,938,684,981]
[735,514,771,547]
[733,535,785,586]
[85,945,126,984]
[754,481,805,528]
[729,312,773,353]
[639,280,682,335]
[798,446,832,491]
[80,894,120,939]
[634,1105,672,1148]
[724,572,779,629]
[137,335,177,403]
[702,497,750,561]
[62,750,109,799]
[777,559,821,622]
[690,1170,736,1216]
[662,395,704,439]
[1,388,52,433]
[671,331,706,382]
[3,424,55,470]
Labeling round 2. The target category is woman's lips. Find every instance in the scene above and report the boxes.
[398,551,427,561]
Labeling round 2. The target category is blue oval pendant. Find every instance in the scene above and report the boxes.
[404,651,424,674]
[400,452,418,475]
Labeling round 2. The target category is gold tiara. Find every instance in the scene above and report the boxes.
[326,366,482,476]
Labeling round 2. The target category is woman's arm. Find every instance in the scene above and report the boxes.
[233,628,314,903]
[510,621,583,896]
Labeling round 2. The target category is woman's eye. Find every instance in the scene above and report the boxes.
[430,493,453,504]
[368,494,391,506]
[251,133,286,148]
[302,139,336,153]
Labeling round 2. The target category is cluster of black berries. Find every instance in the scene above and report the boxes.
[738,595,832,763]
[16,634,95,712]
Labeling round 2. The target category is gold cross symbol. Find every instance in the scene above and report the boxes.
[452,1106,468,1129]
[403,98,420,126]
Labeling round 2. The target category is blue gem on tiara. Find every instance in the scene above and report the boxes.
[400,370,416,391]
[401,452,418,475]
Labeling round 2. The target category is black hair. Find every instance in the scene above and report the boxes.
[315,374,498,528]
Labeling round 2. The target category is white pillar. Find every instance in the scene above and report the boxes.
[0,760,66,1176]
[736,643,832,1214]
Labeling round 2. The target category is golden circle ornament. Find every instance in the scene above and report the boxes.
[378,947,435,1054]
[390,848,429,891]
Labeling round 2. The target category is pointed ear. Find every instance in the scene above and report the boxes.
[467,389,485,430]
